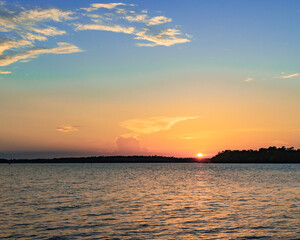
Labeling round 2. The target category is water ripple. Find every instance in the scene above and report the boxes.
[0,163,299,239]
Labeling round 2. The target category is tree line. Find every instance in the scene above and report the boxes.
[210,146,300,163]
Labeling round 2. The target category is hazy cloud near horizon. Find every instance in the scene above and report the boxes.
[114,116,199,154]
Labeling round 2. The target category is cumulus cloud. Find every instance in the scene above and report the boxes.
[120,116,199,135]
[279,73,300,79]
[56,125,79,132]
[115,136,142,154]
[115,116,198,154]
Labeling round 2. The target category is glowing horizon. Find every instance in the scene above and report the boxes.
[0,0,299,159]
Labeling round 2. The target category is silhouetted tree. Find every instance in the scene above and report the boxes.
[211,146,300,163]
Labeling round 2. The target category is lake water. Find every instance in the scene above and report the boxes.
[0,163,299,239]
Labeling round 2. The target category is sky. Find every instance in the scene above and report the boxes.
[0,0,299,159]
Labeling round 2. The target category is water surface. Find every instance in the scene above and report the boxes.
[0,163,299,239]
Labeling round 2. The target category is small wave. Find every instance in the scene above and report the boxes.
[47,237,69,240]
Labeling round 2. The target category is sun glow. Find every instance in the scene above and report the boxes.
[197,153,204,158]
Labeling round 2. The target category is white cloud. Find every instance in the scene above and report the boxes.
[75,21,189,47]
[124,14,172,26]
[135,29,190,47]
[17,8,75,22]
[83,3,125,12]
[0,70,11,74]
[0,2,191,68]
[0,42,82,67]
[74,24,135,34]
[0,39,32,55]
[0,8,75,33]
[244,77,254,82]
[26,33,47,41]
[30,27,66,36]
[279,73,300,79]
[124,14,148,23]
[0,7,75,67]
[147,16,172,26]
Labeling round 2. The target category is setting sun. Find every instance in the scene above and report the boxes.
[197,153,204,158]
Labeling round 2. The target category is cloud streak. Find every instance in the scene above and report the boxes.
[244,77,254,82]
[120,116,199,135]
[279,73,300,79]
[83,3,126,12]
[74,23,135,34]
[0,2,190,72]
[0,70,11,74]
[0,42,82,67]
[124,14,172,26]
[56,125,79,133]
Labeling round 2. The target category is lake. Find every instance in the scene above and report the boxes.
[0,163,299,239]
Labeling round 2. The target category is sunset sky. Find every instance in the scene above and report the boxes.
[0,0,299,159]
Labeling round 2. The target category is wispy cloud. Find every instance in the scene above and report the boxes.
[244,77,254,82]
[278,73,300,79]
[124,14,172,26]
[25,33,47,42]
[56,125,79,133]
[135,29,190,47]
[75,6,189,47]
[124,14,148,23]
[0,42,82,67]
[83,3,126,12]
[74,23,135,34]
[0,70,11,74]
[0,39,32,55]
[17,8,75,22]
[147,16,172,26]
[120,116,199,135]
[0,5,80,71]
[0,2,190,72]
[115,116,198,154]
[30,27,66,36]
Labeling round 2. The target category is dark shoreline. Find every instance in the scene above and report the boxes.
[1,147,299,164]
[0,156,198,164]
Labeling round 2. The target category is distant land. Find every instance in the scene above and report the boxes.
[210,146,300,163]
[0,147,299,164]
